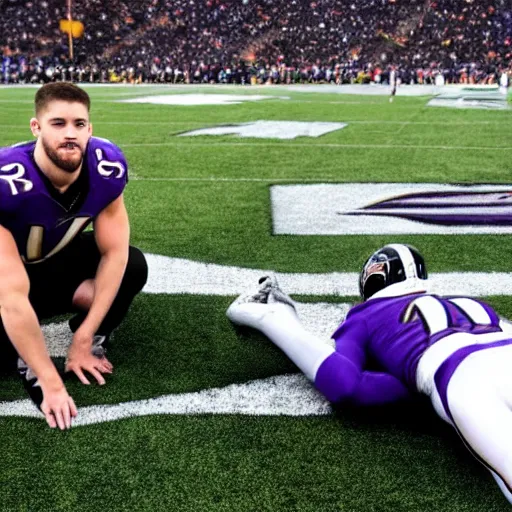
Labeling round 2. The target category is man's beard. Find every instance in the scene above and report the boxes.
[42,137,84,174]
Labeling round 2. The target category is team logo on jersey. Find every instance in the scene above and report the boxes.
[271,183,512,235]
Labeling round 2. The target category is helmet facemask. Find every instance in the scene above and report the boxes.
[359,244,427,301]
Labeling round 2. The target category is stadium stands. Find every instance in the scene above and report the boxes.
[1,0,511,84]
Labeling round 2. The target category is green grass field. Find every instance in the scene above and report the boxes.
[1,84,512,511]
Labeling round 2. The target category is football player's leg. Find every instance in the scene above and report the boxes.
[72,278,95,310]
[491,472,512,504]
[0,319,19,373]
[0,324,44,409]
[69,244,148,336]
[227,276,335,381]
[15,256,81,408]
[445,346,512,503]
[0,313,47,409]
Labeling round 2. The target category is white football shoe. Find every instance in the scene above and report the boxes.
[226,275,296,329]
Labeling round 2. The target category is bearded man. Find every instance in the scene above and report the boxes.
[0,83,147,429]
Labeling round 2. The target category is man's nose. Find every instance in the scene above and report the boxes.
[64,125,78,139]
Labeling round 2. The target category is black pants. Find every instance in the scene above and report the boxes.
[0,232,148,371]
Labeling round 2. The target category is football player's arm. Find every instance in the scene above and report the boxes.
[315,319,411,406]
[69,194,129,348]
[0,225,76,429]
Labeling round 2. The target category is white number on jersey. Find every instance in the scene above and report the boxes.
[402,295,492,335]
[0,163,33,195]
[24,217,91,264]
[95,149,125,178]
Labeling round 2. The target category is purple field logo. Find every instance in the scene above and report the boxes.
[271,183,512,234]
[345,190,512,226]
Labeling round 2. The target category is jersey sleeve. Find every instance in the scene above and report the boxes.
[87,138,128,209]
[0,145,36,225]
[102,139,129,184]
[90,137,129,187]
[314,311,412,406]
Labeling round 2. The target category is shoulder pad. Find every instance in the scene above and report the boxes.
[0,143,37,202]
[88,137,128,181]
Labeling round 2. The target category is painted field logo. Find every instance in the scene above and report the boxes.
[349,190,512,226]
[179,121,347,139]
[120,94,289,106]
[271,183,512,235]
[428,89,509,110]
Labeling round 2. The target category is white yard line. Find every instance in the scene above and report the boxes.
[142,254,512,297]
[0,374,332,424]
[127,177,375,182]
[120,141,512,150]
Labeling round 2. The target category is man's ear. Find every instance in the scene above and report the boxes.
[30,118,40,137]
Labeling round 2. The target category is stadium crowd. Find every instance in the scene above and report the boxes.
[1,0,511,85]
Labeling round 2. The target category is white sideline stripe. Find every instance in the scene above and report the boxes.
[2,299,342,424]
[0,374,331,425]
[130,176,512,183]
[130,176,351,182]
[100,120,512,126]
[121,142,512,150]
[142,253,512,297]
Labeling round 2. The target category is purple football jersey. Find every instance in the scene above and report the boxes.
[331,293,501,391]
[0,137,127,263]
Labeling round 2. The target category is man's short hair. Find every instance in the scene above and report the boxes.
[35,82,91,116]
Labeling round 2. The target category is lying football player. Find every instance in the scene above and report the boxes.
[227,244,512,505]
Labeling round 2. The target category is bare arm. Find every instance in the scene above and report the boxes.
[66,194,129,384]
[79,193,130,337]
[0,225,76,428]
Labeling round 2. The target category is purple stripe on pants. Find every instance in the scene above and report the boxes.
[434,339,512,422]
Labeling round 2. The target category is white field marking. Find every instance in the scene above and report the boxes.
[3,251,512,424]
[179,121,347,140]
[271,183,512,235]
[41,322,74,357]
[142,253,512,297]
[118,94,289,106]
[0,374,331,425]
[98,99,419,105]
[120,141,512,150]
[286,100,404,105]
[2,300,343,423]
[129,177,362,182]
[42,303,344,359]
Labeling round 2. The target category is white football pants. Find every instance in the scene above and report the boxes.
[417,332,512,505]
